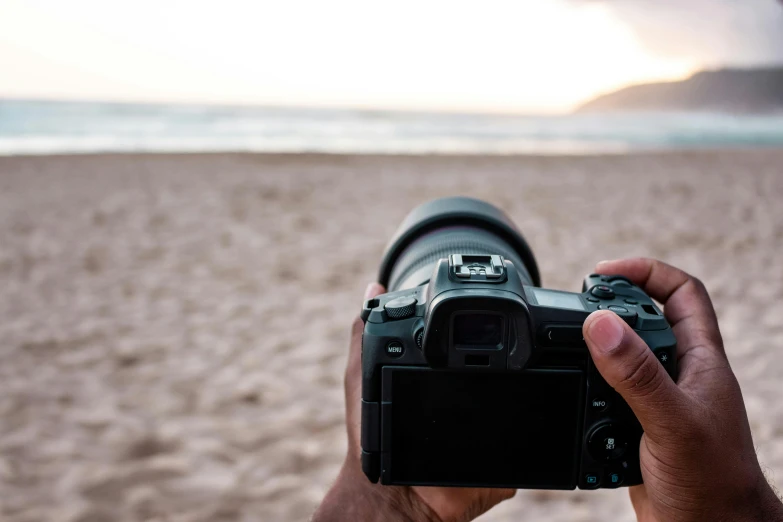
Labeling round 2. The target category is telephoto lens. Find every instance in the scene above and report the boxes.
[378,197,541,292]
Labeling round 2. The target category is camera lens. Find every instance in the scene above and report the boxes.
[379,197,540,291]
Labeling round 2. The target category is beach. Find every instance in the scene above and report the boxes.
[1,150,783,522]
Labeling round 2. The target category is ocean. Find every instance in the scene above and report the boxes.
[1,99,783,156]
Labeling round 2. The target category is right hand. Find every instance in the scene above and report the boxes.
[582,258,783,522]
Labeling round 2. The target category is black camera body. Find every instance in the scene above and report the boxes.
[360,198,677,491]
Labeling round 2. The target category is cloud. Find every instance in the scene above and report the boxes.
[575,0,783,66]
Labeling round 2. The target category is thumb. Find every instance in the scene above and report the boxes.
[583,310,683,440]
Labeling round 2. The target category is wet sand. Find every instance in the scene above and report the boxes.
[1,151,782,521]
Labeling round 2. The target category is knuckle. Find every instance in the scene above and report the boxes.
[688,275,709,297]
[696,325,724,350]
[689,275,705,290]
[647,257,664,270]
[616,350,666,398]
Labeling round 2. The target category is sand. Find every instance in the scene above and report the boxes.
[1,150,782,522]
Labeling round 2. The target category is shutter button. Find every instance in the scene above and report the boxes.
[591,285,615,299]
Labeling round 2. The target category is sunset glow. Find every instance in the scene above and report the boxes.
[0,0,697,113]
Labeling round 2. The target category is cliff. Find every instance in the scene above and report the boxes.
[576,67,783,113]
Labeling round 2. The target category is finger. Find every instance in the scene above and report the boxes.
[628,485,652,521]
[595,258,725,358]
[345,283,386,449]
[346,283,387,370]
[365,282,386,300]
[583,310,687,440]
[347,283,387,365]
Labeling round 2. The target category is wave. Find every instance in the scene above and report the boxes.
[2,99,783,155]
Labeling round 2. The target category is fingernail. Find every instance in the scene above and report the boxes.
[586,312,625,355]
[364,283,376,300]
[596,260,614,269]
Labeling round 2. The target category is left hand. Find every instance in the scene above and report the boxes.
[312,283,516,522]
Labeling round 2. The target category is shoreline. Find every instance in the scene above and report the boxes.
[3,146,783,160]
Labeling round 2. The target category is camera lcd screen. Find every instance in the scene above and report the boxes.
[532,288,585,311]
[452,313,503,347]
[389,369,582,488]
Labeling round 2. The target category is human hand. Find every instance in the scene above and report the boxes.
[582,258,783,522]
[312,283,515,522]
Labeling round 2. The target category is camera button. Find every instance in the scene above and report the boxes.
[591,285,615,299]
[654,348,673,367]
[586,297,600,303]
[385,341,405,358]
[624,299,639,305]
[606,471,624,488]
[598,305,638,327]
[587,423,628,461]
[590,397,610,412]
[583,472,601,489]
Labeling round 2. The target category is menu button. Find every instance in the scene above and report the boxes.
[386,341,405,358]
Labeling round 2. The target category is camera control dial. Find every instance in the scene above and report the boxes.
[384,296,417,320]
[587,422,629,461]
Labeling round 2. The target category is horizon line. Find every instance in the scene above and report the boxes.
[0,95,581,117]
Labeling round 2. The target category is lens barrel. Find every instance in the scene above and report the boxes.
[379,197,540,292]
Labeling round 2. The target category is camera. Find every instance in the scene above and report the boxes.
[360,197,677,490]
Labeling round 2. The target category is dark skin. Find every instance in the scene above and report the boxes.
[313,258,783,522]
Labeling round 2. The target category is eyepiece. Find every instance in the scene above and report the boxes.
[379,197,540,291]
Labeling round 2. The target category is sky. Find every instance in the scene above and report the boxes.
[0,0,781,113]
[574,0,783,66]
